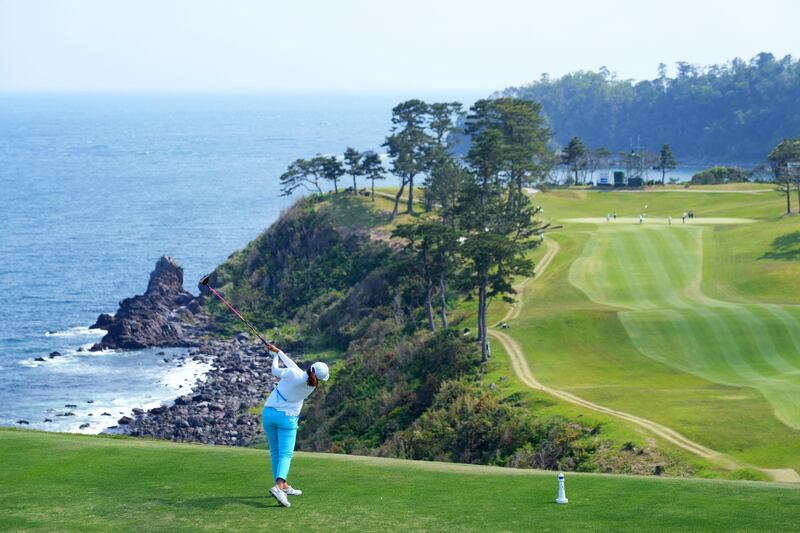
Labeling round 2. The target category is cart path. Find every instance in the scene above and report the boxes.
[487,239,800,483]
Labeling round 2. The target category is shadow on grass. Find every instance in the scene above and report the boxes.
[760,231,800,261]
[154,495,279,511]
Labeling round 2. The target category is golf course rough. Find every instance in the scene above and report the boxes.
[569,224,800,430]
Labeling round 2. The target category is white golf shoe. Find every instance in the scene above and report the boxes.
[283,485,302,496]
[269,485,291,507]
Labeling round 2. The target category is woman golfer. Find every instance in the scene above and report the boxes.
[263,343,329,507]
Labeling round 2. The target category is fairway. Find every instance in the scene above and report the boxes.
[569,225,800,430]
[484,188,800,479]
[2,429,800,532]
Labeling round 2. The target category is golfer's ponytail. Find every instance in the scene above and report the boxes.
[307,368,319,388]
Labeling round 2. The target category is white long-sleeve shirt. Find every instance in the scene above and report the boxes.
[264,350,315,416]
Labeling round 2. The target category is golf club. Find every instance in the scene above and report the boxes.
[199,275,277,352]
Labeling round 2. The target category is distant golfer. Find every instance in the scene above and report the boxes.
[263,343,330,507]
[639,213,644,224]
[682,212,687,224]
[613,211,617,220]
[606,213,611,222]
[668,215,672,225]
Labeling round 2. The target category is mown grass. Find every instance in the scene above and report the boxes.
[493,188,800,474]
[2,429,799,532]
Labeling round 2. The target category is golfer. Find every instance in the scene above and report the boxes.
[263,343,329,507]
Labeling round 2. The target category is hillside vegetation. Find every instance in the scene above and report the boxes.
[202,194,680,475]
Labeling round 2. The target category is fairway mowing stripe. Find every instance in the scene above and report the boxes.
[651,227,700,300]
[730,305,800,374]
[632,229,690,309]
[717,305,799,377]
[606,229,658,309]
[620,309,711,376]
[625,228,678,309]
[690,307,781,383]
[760,305,800,367]
[567,232,608,305]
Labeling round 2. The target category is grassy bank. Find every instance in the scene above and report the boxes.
[2,429,799,532]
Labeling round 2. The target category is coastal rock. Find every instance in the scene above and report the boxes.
[34,357,45,362]
[116,336,282,446]
[49,351,62,358]
[17,419,29,425]
[174,395,192,405]
[90,256,199,350]
[90,313,115,330]
[79,423,90,429]
[88,257,285,447]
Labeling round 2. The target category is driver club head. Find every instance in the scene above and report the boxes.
[200,275,211,286]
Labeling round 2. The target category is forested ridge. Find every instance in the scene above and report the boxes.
[501,52,800,161]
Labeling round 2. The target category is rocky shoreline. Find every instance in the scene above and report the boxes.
[90,256,282,446]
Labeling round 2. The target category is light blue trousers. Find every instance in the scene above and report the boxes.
[262,406,299,482]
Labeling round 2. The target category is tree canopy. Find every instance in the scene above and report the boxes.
[502,53,800,161]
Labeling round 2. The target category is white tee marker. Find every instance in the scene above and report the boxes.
[556,473,569,504]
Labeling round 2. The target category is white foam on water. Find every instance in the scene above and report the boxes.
[44,326,106,338]
[18,347,121,369]
[6,345,214,435]
[158,358,212,390]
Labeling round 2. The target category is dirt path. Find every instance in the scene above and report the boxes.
[487,239,799,483]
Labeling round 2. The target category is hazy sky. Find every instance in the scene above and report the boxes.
[1,0,798,92]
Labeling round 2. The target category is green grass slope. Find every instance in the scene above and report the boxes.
[3,429,800,532]
[569,224,800,430]
[495,188,800,475]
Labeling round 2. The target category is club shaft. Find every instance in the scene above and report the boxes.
[206,285,271,347]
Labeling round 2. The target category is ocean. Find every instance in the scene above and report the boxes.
[0,91,709,434]
[0,92,478,434]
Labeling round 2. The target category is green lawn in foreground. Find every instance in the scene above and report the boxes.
[2,429,799,532]
[492,189,800,474]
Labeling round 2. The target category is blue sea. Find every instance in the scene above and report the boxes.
[0,91,484,433]
[0,91,713,434]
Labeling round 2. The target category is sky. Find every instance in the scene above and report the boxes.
[0,0,798,92]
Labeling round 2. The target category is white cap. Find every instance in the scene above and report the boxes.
[311,361,330,381]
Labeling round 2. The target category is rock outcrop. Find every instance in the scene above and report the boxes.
[90,256,198,350]
[122,337,280,446]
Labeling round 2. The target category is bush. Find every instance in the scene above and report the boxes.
[690,166,750,185]
[298,328,480,452]
[381,379,596,470]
